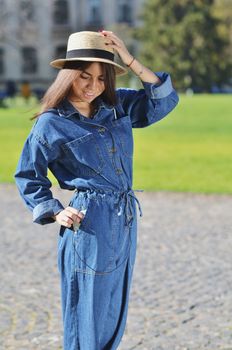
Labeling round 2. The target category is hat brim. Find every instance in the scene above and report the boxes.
[50,57,127,76]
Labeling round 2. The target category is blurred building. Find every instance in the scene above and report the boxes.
[0,0,144,94]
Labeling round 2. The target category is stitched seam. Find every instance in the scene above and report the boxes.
[34,133,53,151]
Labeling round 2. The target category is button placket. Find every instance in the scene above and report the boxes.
[78,119,128,189]
[116,168,123,175]
[109,147,117,154]
[98,127,106,135]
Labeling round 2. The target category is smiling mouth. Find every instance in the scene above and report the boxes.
[84,92,95,98]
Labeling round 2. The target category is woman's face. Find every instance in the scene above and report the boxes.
[70,62,105,104]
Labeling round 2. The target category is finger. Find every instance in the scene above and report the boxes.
[77,212,85,220]
[67,212,85,226]
[105,42,120,51]
[101,30,113,35]
[71,214,82,224]
[62,222,71,228]
[66,206,80,215]
[67,207,85,221]
[103,34,120,44]
[65,210,78,222]
[105,40,120,46]
[107,43,120,48]
[101,31,121,42]
[101,31,119,43]
[104,38,114,44]
[101,30,117,37]
[61,216,73,227]
[74,218,81,225]
[65,207,80,221]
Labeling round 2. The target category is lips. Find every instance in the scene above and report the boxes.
[84,91,95,99]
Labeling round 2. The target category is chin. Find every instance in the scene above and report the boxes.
[83,95,96,102]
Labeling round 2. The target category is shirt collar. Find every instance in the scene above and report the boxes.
[56,97,114,119]
[56,99,78,118]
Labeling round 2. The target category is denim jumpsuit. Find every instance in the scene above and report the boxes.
[15,72,179,350]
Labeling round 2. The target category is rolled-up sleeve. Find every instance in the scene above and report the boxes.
[117,72,179,128]
[15,132,64,225]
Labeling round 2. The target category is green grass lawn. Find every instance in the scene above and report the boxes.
[1,94,232,193]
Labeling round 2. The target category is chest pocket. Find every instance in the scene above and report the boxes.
[111,115,133,158]
[62,133,105,176]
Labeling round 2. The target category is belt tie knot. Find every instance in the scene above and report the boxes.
[117,189,143,227]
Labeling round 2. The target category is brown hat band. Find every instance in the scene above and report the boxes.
[66,49,114,61]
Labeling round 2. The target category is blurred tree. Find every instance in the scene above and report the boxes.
[109,23,140,88]
[213,0,232,58]
[136,0,232,91]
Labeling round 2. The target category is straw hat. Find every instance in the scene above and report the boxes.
[50,31,127,76]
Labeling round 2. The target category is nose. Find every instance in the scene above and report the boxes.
[87,79,99,90]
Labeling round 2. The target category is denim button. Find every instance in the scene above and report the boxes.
[116,168,123,174]
[98,127,105,133]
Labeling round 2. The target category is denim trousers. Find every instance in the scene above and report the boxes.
[57,189,138,350]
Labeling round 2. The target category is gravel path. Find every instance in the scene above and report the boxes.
[1,184,232,350]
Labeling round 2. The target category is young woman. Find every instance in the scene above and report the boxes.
[15,30,179,350]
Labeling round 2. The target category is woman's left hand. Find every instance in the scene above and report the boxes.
[101,30,133,67]
[101,30,161,84]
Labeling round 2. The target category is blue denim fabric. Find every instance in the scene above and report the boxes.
[15,71,179,349]
[15,72,178,225]
[58,189,138,349]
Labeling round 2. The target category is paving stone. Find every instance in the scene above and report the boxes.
[1,184,232,349]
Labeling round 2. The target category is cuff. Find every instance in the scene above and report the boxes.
[33,198,64,225]
[143,72,174,99]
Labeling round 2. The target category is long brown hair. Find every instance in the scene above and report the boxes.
[34,61,117,118]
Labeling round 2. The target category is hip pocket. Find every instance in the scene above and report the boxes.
[72,198,131,275]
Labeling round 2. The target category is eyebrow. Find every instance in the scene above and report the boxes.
[82,70,104,77]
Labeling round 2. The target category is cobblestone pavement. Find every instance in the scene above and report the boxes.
[1,184,232,350]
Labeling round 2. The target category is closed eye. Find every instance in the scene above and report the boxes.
[80,71,104,81]
[80,73,89,79]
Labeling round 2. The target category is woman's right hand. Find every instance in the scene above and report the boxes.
[53,207,84,228]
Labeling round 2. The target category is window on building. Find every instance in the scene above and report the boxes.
[0,0,7,25]
[19,0,35,21]
[88,0,102,24]
[53,0,69,25]
[0,0,6,9]
[55,45,67,59]
[21,47,38,74]
[118,0,132,24]
[0,0,6,13]
[0,48,4,75]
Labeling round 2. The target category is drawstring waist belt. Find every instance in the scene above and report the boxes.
[74,188,143,228]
